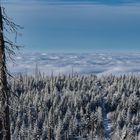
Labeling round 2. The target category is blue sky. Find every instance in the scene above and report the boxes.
[2,0,140,53]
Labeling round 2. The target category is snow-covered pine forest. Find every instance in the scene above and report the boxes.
[9,74,140,140]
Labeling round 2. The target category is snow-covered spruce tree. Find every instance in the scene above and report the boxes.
[6,74,140,139]
[56,117,64,140]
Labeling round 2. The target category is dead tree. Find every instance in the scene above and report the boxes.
[0,4,22,140]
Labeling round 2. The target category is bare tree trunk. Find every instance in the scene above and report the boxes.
[91,122,94,140]
[48,126,51,140]
[0,6,11,140]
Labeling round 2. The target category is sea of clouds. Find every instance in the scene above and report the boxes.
[7,52,140,76]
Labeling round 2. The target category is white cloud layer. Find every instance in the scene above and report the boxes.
[7,52,140,76]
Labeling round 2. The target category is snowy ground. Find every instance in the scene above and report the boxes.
[7,52,140,76]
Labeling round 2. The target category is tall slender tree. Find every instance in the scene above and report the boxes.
[0,5,11,140]
[0,2,21,139]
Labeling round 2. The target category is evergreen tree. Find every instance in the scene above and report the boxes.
[0,2,21,139]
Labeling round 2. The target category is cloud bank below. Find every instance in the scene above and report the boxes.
[7,53,140,76]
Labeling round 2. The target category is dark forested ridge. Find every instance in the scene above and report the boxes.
[9,74,140,140]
